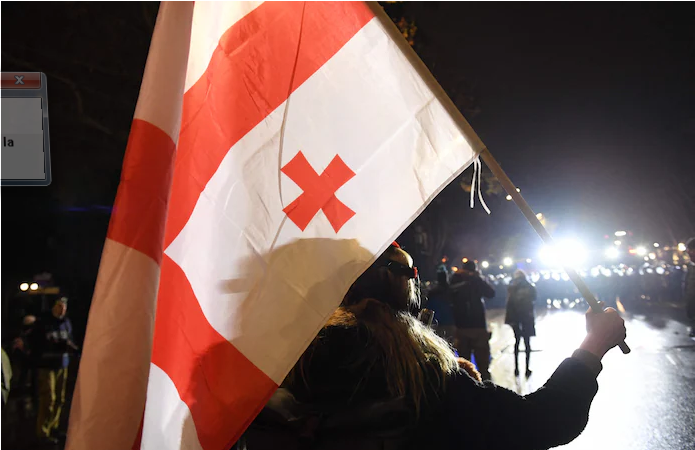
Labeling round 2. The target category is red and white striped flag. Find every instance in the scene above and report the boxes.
[67,2,484,450]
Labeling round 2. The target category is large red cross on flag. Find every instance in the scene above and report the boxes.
[66,2,484,450]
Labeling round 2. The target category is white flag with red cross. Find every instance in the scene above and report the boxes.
[66,2,484,450]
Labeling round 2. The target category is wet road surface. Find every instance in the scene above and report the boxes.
[486,300,695,450]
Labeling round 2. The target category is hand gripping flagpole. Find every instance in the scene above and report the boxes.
[479,149,631,354]
[368,1,630,355]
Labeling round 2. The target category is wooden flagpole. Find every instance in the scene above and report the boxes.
[368,1,630,354]
[480,149,631,354]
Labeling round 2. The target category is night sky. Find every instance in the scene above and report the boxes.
[2,2,694,335]
[413,2,694,240]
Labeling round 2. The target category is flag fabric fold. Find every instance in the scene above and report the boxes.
[67,2,483,450]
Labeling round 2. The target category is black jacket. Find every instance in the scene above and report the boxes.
[30,314,74,369]
[239,322,602,450]
[449,271,496,329]
[505,278,537,327]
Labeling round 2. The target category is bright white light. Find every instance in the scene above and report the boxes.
[561,273,570,281]
[536,213,543,219]
[505,194,512,201]
[503,257,513,266]
[653,243,659,248]
[656,267,665,275]
[678,243,687,252]
[539,239,587,267]
[539,246,557,265]
[643,256,649,261]
[19,283,29,291]
[615,231,627,237]
[590,267,600,277]
[29,283,39,291]
[526,258,532,263]
[635,246,647,256]
[547,299,552,305]
[481,261,490,269]
[515,187,521,192]
[543,273,551,280]
[614,240,621,246]
[499,265,504,270]
[605,247,620,259]
[648,252,656,260]
[552,272,561,281]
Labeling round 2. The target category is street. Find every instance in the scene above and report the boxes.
[486,301,695,450]
[4,299,693,450]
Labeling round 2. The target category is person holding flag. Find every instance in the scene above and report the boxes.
[66,3,630,450]
[238,244,627,449]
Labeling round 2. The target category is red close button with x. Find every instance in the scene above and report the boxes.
[1,72,41,89]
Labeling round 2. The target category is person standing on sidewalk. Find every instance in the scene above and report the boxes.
[505,269,537,377]
[450,260,496,381]
[30,297,78,444]
[684,238,695,338]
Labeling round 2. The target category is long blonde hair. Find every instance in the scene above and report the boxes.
[287,249,459,415]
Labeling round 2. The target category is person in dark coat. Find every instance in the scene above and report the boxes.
[506,270,537,377]
[449,260,496,380]
[30,297,78,444]
[425,267,456,344]
[237,243,627,450]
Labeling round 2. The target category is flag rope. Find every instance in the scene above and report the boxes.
[469,157,491,214]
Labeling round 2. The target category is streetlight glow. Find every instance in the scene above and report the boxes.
[605,247,619,259]
[29,282,39,291]
[20,283,29,291]
[614,240,621,246]
[526,258,532,263]
[503,257,513,266]
[481,261,490,269]
[615,231,627,237]
[678,243,686,252]
[539,239,587,267]
[635,246,647,256]
[505,194,512,201]
[653,243,659,248]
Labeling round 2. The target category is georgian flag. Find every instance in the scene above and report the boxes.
[66,2,483,450]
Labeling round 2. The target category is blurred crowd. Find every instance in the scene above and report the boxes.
[481,262,688,311]
[2,297,78,448]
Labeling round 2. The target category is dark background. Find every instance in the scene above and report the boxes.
[2,2,694,343]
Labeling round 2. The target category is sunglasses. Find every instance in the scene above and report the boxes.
[382,260,419,279]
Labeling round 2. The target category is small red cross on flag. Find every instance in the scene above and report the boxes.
[281,151,356,233]
[67,3,484,450]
